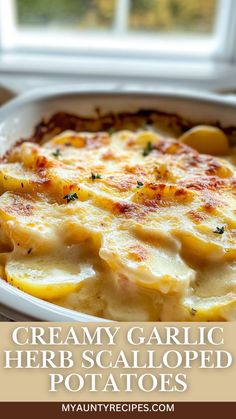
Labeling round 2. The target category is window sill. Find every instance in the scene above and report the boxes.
[0,52,236,93]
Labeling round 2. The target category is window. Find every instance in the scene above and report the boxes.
[0,0,236,86]
[16,0,216,34]
[0,0,234,57]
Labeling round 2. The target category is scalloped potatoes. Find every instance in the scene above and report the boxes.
[0,123,236,321]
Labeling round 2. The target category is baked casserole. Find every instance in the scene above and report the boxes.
[0,110,235,321]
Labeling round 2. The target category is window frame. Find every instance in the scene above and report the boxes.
[0,0,236,88]
[0,0,235,59]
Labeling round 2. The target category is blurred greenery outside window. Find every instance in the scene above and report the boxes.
[16,0,217,35]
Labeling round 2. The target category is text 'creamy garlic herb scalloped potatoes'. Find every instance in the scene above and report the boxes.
[0,119,236,321]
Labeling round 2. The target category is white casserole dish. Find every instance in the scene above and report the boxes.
[0,86,235,321]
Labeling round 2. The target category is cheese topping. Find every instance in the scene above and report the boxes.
[0,120,236,321]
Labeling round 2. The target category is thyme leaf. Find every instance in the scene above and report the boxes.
[191,308,197,316]
[108,127,115,135]
[213,226,225,235]
[143,141,154,157]
[90,172,102,180]
[52,149,61,158]
[136,181,144,189]
[63,192,78,203]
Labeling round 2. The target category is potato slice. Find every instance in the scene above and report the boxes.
[47,130,86,148]
[0,163,34,193]
[182,294,236,321]
[99,229,195,294]
[133,183,194,205]
[0,192,62,252]
[160,293,236,321]
[174,206,236,262]
[179,125,229,155]
[135,131,161,148]
[5,254,95,300]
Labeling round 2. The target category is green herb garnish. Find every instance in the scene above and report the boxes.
[213,226,225,235]
[90,172,102,180]
[191,308,197,316]
[27,248,33,255]
[52,149,61,158]
[108,127,115,135]
[136,181,144,189]
[63,192,78,203]
[142,141,154,157]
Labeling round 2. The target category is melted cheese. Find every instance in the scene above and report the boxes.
[0,126,236,321]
